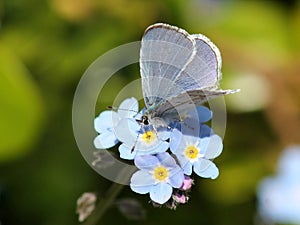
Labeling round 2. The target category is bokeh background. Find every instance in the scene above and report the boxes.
[1,0,300,224]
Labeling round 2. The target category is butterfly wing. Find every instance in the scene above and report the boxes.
[140,23,196,109]
[173,34,222,91]
[153,89,239,121]
[140,23,239,123]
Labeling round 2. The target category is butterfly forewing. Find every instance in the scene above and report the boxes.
[173,34,222,91]
[140,23,196,108]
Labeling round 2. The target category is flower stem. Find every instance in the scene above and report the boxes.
[82,182,124,225]
[82,166,137,225]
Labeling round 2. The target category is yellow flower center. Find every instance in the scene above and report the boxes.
[153,166,169,181]
[185,145,199,159]
[141,131,156,144]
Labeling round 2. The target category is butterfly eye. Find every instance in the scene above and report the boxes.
[141,115,149,125]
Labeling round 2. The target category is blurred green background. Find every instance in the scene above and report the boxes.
[0,0,300,224]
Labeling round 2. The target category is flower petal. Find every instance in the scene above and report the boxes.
[171,130,200,155]
[199,124,214,138]
[156,152,177,168]
[182,161,193,175]
[170,129,183,153]
[119,144,136,160]
[196,106,212,123]
[130,170,155,194]
[174,153,192,175]
[94,111,119,133]
[93,131,118,149]
[169,167,184,188]
[134,155,159,170]
[181,134,199,146]
[135,140,169,156]
[154,141,170,154]
[278,145,300,179]
[150,183,173,204]
[118,97,139,118]
[194,159,219,179]
[157,127,171,140]
[115,118,140,145]
[200,135,223,159]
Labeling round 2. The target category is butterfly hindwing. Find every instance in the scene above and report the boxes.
[153,89,238,120]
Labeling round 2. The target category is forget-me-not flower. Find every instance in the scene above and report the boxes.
[257,145,300,225]
[185,105,212,123]
[94,97,138,149]
[130,152,184,204]
[169,106,213,139]
[170,128,223,179]
[115,118,170,160]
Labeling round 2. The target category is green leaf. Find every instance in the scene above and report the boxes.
[0,44,45,162]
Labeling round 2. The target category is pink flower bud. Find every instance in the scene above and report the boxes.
[172,191,188,204]
[180,175,193,191]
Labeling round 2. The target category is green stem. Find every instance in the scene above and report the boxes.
[82,182,124,225]
[82,166,137,225]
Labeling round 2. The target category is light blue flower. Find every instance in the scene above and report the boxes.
[94,97,138,149]
[170,129,223,179]
[169,106,213,138]
[258,176,300,225]
[189,105,212,123]
[277,145,300,179]
[130,152,184,204]
[115,118,170,160]
[257,145,300,224]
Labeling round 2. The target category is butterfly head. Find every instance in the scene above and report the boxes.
[141,115,150,126]
[136,114,150,126]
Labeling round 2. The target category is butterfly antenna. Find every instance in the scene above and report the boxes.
[107,106,139,115]
[131,130,141,153]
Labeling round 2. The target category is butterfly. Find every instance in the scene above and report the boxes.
[139,23,239,128]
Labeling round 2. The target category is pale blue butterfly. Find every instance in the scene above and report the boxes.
[139,23,238,128]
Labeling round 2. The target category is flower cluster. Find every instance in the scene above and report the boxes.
[94,97,223,208]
